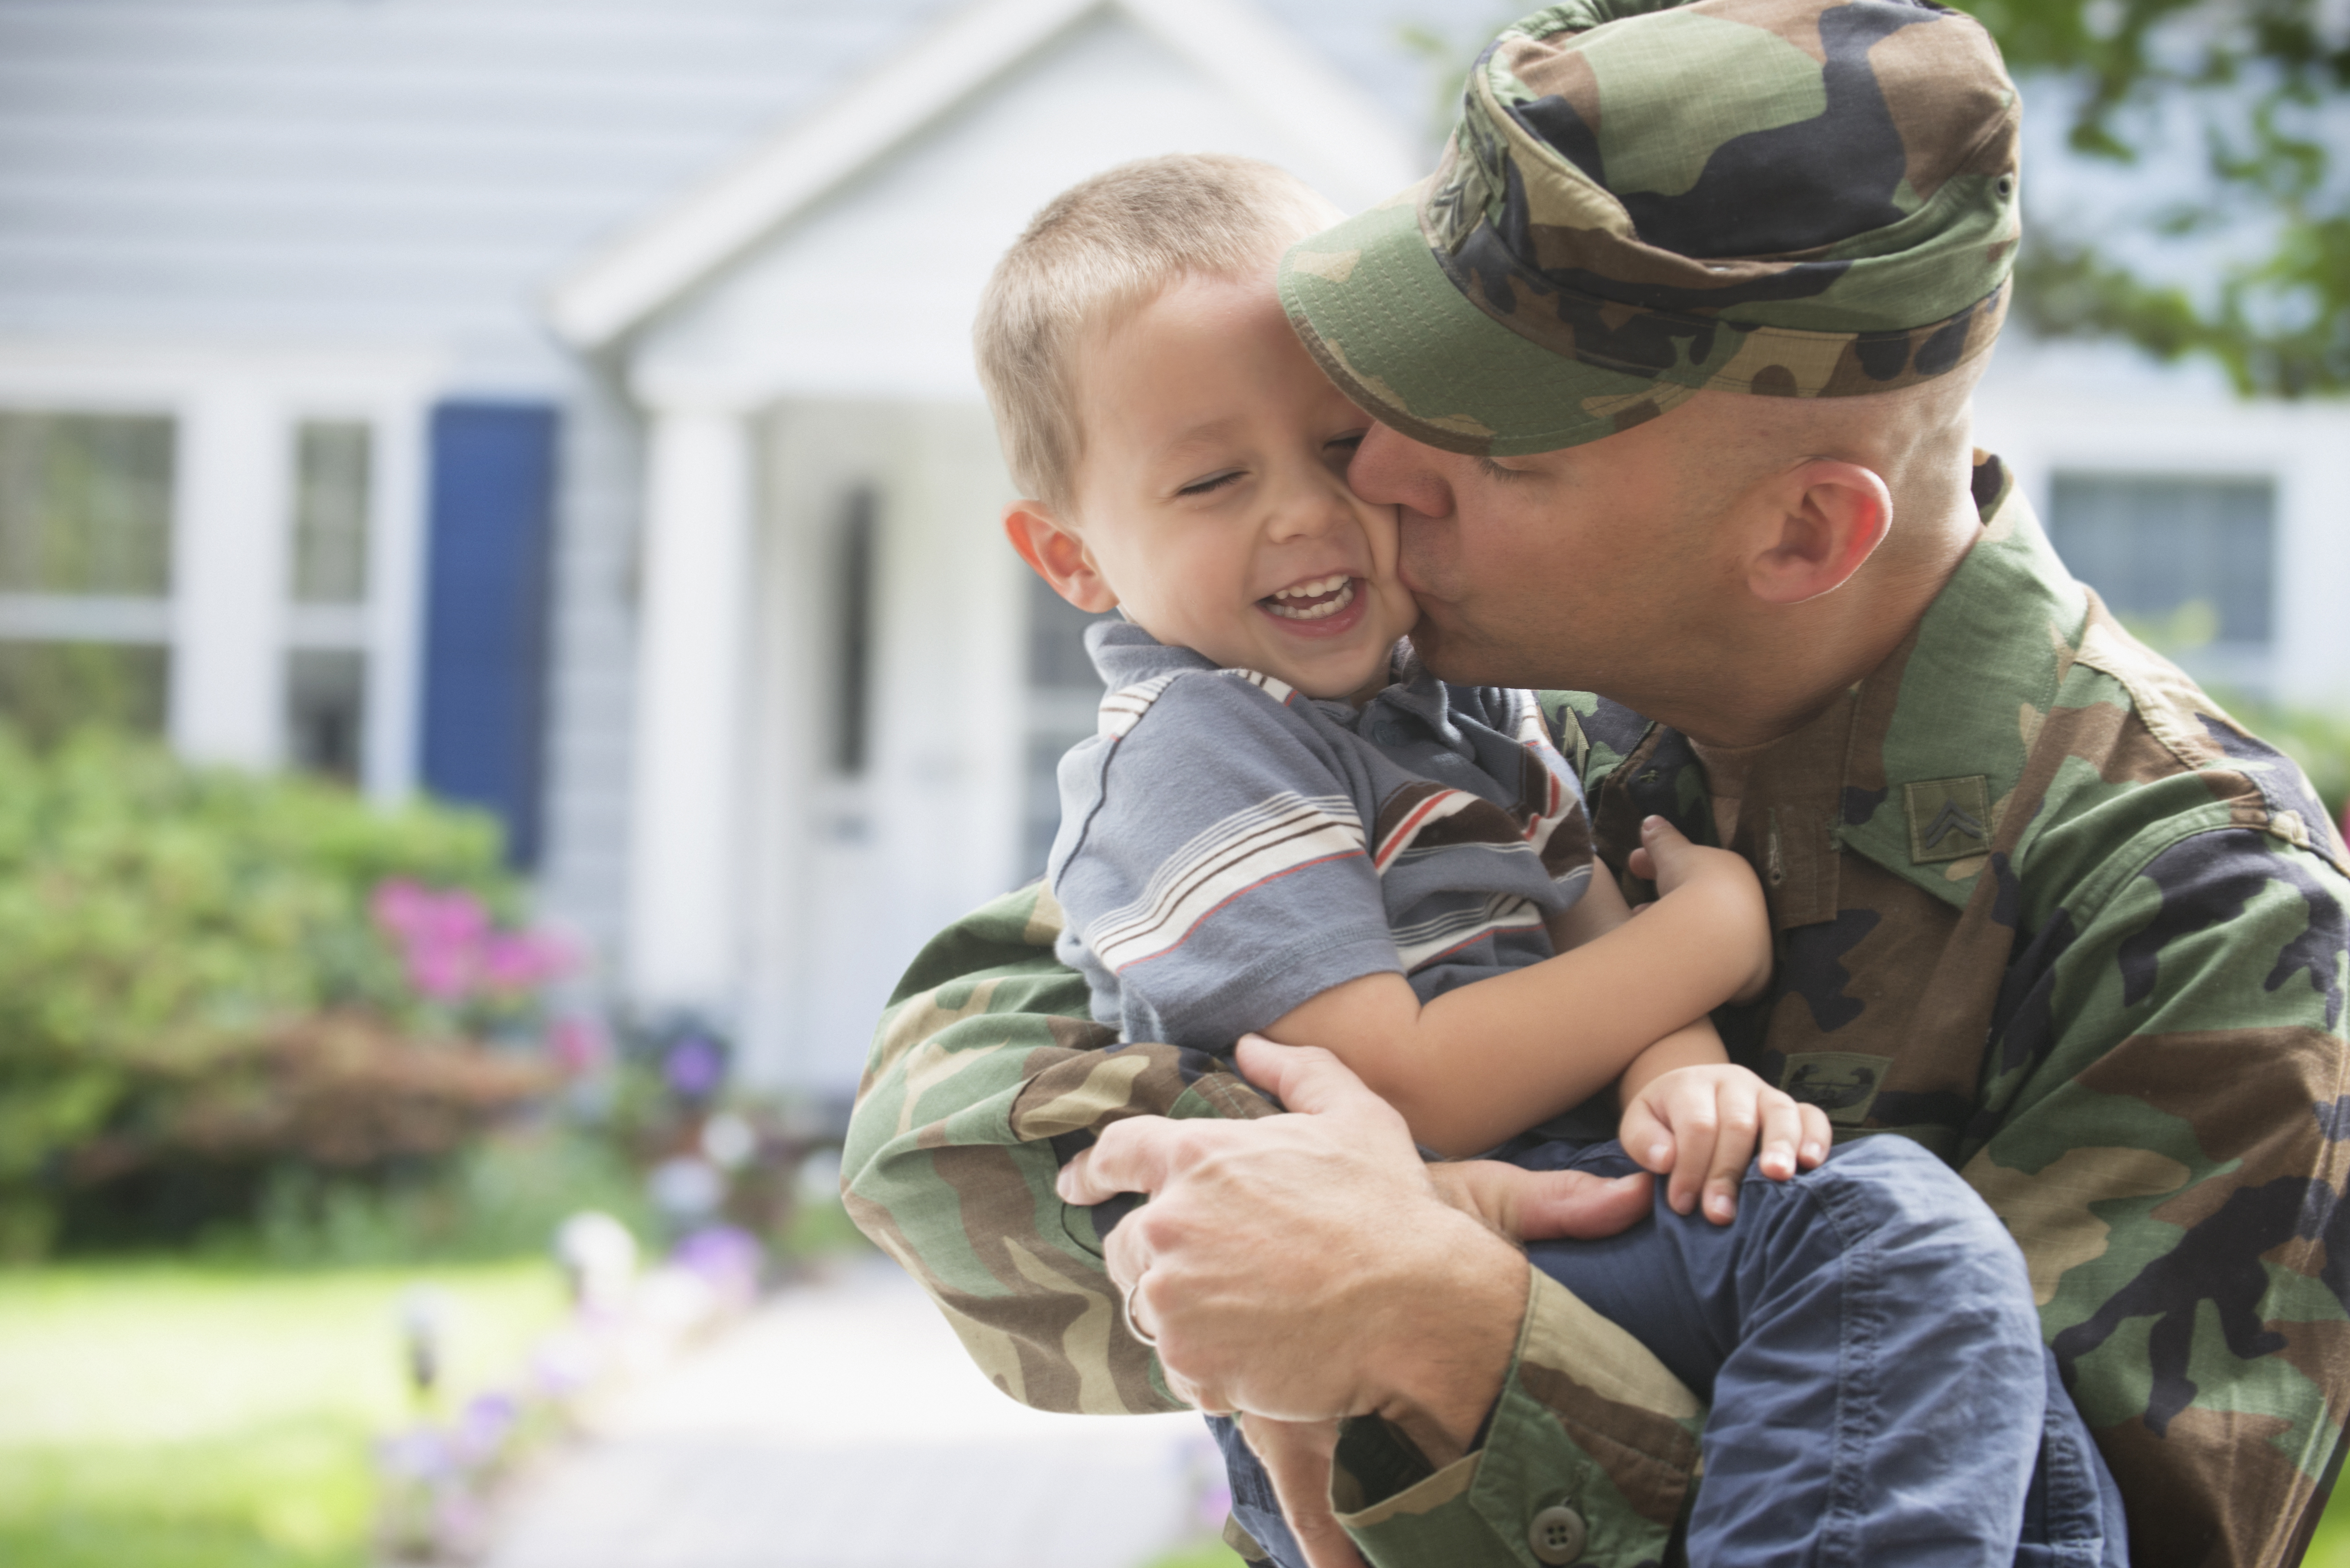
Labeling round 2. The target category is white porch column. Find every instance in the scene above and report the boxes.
[170,384,289,768]
[363,401,426,804]
[627,400,757,1016]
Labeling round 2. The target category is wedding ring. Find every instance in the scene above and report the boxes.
[1119,1275,1158,1348]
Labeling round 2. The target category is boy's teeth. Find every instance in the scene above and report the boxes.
[1264,577,1357,621]
[1273,575,1349,601]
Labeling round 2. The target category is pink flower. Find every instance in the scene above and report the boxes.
[549,1015,607,1074]
[481,931,573,992]
[370,879,434,936]
[371,879,571,1005]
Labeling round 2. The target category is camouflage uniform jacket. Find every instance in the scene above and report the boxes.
[843,455,2350,1568]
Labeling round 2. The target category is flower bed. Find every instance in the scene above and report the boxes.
[0,727,581,1259]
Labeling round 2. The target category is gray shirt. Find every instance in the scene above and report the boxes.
[1049,620,1593,1052]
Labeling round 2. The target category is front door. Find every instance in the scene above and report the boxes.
[743,400,1027,1095]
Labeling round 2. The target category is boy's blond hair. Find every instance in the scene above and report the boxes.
[974,154,1344,514]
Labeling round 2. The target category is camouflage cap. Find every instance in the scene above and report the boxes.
[1280,0,2022,455]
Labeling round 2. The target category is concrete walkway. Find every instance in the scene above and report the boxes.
[485,1256,1215,1568]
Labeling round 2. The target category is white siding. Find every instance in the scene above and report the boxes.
[537,371,644,970]
[633,8,1409,406]
[0,0,963,373]
[0,0,1435,373]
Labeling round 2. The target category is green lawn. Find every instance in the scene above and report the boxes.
[2314,1487,2350,1568]
[0,1260,565,1568]
[9,1257,2348,1568]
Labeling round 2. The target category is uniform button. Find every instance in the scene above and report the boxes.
[1527,1503,1586,1564]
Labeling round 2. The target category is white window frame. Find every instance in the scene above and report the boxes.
[1978,383,2350,708]
[0,341,438,802]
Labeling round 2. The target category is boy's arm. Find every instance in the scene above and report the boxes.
[1267,819,1769,1157]
[1559,818,1830,1217]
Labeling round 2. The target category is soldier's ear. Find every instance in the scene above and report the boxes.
[1005,502,1119,613]
[1743,461,1892,606]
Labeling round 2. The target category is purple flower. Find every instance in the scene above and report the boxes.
[663,1036,724,1099]
[377,1427,456,1481]
[673,1224,763,1287]
[531,1332,601,1395]
[453,1390,520,1465]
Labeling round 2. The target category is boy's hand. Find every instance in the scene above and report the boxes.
[1625,816,1773,1004]
[1237,1414,1365,1568]
[1619,1063,1830,1223]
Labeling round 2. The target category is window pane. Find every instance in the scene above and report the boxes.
[286,648,367,781]
[1027,564,1110,690]
[0,639,169,744]
[830,488,877,777]
[0,412,175,596]
[2047,474,2276,645]
[291,421,371,604]
[1020,572,1113,880]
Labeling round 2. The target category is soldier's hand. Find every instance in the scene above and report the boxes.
[1424,1154,1652,1241]
[1056,1034,1531,1461]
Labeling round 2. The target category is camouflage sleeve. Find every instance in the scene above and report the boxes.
[1328,1271,1701,1568]
[1537,690,1650,796]
[841,880,1275,1415]
[846,877,1709,1567]
[1961,821,2350,1568]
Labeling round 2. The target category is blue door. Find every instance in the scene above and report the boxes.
[419,400,558,867]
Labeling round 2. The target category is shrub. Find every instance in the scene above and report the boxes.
[248,1126,658,1267]
[2121,602,2350,831]
[2211,690,2350,833]
[0,728,552,1259]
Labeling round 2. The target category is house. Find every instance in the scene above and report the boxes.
[1,0,2340,1099]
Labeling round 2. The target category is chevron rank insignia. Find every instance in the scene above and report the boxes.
[1904,775,1993,864]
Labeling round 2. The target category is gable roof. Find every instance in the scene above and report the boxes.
[545,0,1422,350]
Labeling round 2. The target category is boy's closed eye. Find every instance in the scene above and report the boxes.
[1170,429,1364,498]
[1176,468,1246,498]
[1321,430,1365,477]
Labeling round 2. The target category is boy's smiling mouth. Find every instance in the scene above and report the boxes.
[1262,574,1358,622]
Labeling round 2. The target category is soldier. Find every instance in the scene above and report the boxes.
[844,2,2350,1565]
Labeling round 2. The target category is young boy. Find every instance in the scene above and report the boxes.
[975,153,2122,1568]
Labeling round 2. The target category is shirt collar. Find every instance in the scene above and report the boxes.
[1083,617,1220,687]
[1658,455,2088,929]
[1082,619,1450,735]
[1825,453,2090,912]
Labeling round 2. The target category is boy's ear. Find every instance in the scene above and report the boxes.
[1004,502,1119,613]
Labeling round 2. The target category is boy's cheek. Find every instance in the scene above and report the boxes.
[1346,502,1398,575]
